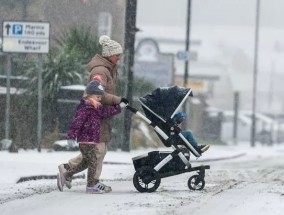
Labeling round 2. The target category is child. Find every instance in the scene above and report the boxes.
[173,112,210,153]
[57,80,127,194]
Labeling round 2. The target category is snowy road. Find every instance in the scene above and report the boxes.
[0,145,284,215]
[178,154,284,215]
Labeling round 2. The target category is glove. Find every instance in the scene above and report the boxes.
[119,102,128,108]
[67,139,77,147]
[120,97,129,104]
[119,97,129,108]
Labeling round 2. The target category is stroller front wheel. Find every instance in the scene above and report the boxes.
[133,166,161,193]
[188,175,205,191]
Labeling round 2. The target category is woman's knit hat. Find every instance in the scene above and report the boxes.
[85,80,104,96]
[99,35,123,57]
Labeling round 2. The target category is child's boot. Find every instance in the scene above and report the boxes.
[96,182,112,193]
[57,172,66,192]
[86,184,106,194]
[58,164,72,189]
[199,145,210,153]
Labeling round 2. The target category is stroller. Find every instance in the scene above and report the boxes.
[126,86,210,193]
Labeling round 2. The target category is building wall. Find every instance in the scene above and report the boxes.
[0,0,126,47]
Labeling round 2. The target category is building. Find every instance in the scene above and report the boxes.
[0,0,126,48]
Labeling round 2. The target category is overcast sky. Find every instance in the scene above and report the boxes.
[137,0,284,28]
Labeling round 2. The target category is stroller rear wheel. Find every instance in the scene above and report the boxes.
[188,175,205,190]
[133,166,161,193]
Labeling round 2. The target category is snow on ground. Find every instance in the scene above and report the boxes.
[0,143,284,215]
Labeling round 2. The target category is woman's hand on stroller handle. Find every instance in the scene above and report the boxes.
[120,97,129,108]
[120,97,129,104]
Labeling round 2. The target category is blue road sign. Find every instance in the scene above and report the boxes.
[177,51,189,61]
[12,24,23,35]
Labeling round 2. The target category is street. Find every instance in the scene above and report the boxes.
[0,145,284,215]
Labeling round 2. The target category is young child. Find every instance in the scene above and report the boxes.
[173,112,210,153]
[57,80,126,194]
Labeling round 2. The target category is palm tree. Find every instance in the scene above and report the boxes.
[55,26,101,64]
[23,49,85,100]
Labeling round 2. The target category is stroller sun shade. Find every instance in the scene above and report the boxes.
[139,86,193,123]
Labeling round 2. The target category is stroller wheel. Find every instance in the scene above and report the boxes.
[133,166,161,193]
[188,175,205,191]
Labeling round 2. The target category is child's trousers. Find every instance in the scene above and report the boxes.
[65,143,105,187]
[67,142,106,180]
[181,131,198,148]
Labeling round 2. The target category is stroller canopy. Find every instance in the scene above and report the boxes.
[139,86,193,123]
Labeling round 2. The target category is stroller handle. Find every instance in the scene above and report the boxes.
[125,105,151,125]
[126,105,138,113]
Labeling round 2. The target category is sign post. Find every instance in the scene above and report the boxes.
[2,21,50,151]
[5,54,11,141]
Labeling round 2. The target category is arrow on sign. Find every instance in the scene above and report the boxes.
[5,24,11,35]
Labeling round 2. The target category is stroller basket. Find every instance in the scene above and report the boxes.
[133,151,190,174]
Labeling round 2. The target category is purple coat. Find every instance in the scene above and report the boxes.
[67,99,121,143]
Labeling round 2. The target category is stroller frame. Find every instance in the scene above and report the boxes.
[126,88,210,193]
